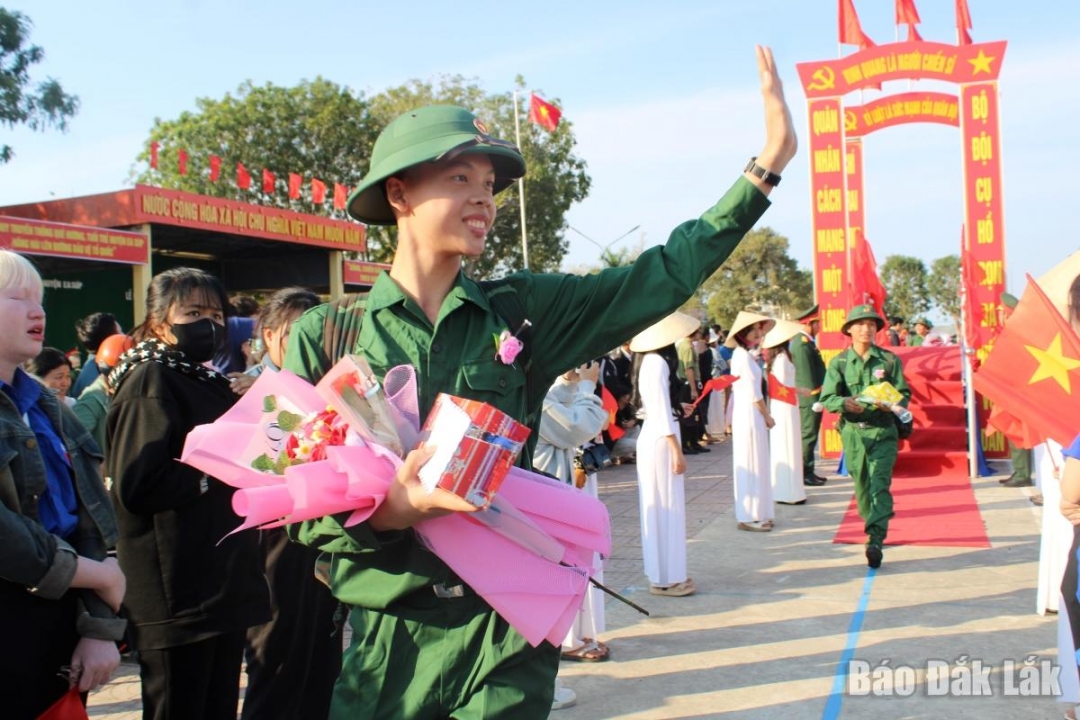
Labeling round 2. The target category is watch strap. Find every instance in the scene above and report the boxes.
[744,157,781,187]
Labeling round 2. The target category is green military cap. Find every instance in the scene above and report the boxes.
[1000,292,1018,309]
[795,303,819,322]
[842,303,885,335]
[912,317,933,329]
[347,105,526,225]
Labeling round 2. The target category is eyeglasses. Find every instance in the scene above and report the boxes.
[434,135,520,164]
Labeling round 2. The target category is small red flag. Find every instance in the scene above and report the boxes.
[237,162,252,190]
[768,374,799,406]
[262,168,276,195]
[906,23,923,42]
[209,155,221,182]
[333,182,348,210]
[973,275,1080,448]
[691,375,739,411]
[895,0,921,26]
[37,687,88,720]
[149,141,159,170]
[839,0,876,49]
[177,148,188,176]
[529,93,562,133]
[956,0,972,45]
[311,178,327,204]
[600,386,624,441]
[288,173,302,200]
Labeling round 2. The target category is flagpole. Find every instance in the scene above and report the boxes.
[960,225,979,479]
[512,89,530,270]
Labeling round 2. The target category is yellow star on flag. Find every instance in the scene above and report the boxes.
[1025,332,1080,393]
[969,49,995,75]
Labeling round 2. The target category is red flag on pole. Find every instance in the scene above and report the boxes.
[209,155,221,182]
[149,142,159,170]
[955,0,973,45]
[973,275,1080,448]
[288,173,302,200]
[691,375,739,411]
[333,182,348,210]
[895,0,921,26]
[600,386,624,441]
[311,178,327,204]
[236,162,252,190]
[851,235,887,319]
[839,0,876,49]
[177,148,188,176]
[529,93,562,133]
[768,374,799,406]
[262,168,276,195]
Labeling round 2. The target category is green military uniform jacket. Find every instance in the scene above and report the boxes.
[819,345,911,425]
[284,178,770,610]
[789,331,825,408]
[908,334,924,347]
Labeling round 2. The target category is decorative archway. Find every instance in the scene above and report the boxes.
[797,40,1008,458]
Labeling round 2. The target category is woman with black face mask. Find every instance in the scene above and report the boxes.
[105,267,270,720]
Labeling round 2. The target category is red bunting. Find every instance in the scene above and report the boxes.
[839,0,876,49]
[149,141,159,169]
[36,687,89,720]
[529,93,562,133]
[209,155,221,182]
[177,148,188,176]
[956,0,973,45]
[237,162,252,190]
[311,177,327,204]
[262,168,276,195]
[288,173,302,200]
[895,0,920,26]
[333,182,348,210]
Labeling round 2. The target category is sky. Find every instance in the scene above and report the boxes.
[1,1,1077,323]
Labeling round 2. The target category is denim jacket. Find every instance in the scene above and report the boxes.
[0,373,125,640]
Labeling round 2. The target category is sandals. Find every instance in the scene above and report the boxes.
[561,639,610,662]
[738,521,773,532]
[649,579,696,597]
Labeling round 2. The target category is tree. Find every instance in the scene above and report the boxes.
[133,74,591,279]
[690,227,813,328]
[0,8,79,163]
[880,254,931,322]
[927,254,961,326]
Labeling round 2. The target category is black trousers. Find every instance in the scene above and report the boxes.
[0,581,81,719]
[139,630,246,720]
[241,528,344,720]
[678,381,704,446]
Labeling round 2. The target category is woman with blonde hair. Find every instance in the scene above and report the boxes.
[727,311,776,531]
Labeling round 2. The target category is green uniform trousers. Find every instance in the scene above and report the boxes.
[800,404,822,477]
[331,591,559,719]
[1009,441,1032,480]
[841,423,899,546]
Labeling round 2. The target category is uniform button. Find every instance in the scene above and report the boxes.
[25,439,36,449]
[499,379,507,388]
[432,343,441,354]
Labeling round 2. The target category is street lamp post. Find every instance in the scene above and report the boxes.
[568,224,641,259]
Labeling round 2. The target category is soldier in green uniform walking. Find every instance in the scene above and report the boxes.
[282,46,797,719]
[820,304,911,569]
[790,304,827,486]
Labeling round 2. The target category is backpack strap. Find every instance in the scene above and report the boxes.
[321,292,368,365]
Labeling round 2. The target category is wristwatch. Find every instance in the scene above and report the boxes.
[744,157,781,186]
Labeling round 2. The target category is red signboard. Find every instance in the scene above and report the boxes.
[797,41,1007,98]
[343,260,390,286]
[0,216,148,264]
[844,92,959,138]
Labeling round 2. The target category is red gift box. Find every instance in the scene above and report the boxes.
[418,394,531,506]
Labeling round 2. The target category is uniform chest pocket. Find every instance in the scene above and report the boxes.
[461,360,527,418]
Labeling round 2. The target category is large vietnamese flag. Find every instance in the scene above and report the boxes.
[973,275,1080,447]
[768,374,798,406]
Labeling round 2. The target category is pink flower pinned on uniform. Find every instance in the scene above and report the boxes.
[873,368,886,380]
[493,320,532,365]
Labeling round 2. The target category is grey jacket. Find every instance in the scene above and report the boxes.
[0,371,126,640]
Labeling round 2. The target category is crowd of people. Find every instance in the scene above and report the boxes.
[1,42,981,720]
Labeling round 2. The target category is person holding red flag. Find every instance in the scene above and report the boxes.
[820,304,911,569]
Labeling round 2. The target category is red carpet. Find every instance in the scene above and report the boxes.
[833,346,991,548]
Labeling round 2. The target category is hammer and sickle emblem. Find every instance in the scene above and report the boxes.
[808,66,836,91]
[844,111,857,132]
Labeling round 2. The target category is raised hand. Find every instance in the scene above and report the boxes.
[749,45,798,187]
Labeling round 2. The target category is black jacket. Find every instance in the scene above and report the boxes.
[106,362,269,650]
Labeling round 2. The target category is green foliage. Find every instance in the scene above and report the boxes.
[133,74,591,279]
[691,227,813,328]
[880,254,931,322]
[927,254,961,325]
[0,8,79,163]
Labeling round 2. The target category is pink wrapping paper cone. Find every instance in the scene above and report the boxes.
[230,484,296,533]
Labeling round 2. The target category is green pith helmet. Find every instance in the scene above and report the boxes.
[347,105,526,225]
[913,317,933,329]
[842,304,885,336]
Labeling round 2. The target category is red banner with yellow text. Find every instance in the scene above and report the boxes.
[844,92,959,138]
[0,216,148,264]
[343,260,391,286]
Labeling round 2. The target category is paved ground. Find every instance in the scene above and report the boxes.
[87,438,1061,719]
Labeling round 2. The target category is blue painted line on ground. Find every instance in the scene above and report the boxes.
[822,567,877,720]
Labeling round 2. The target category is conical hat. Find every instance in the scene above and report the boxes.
[761,319,804,349]
[724,311,776,348]
[629,311,700,353]
[1036,250,1080,322]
